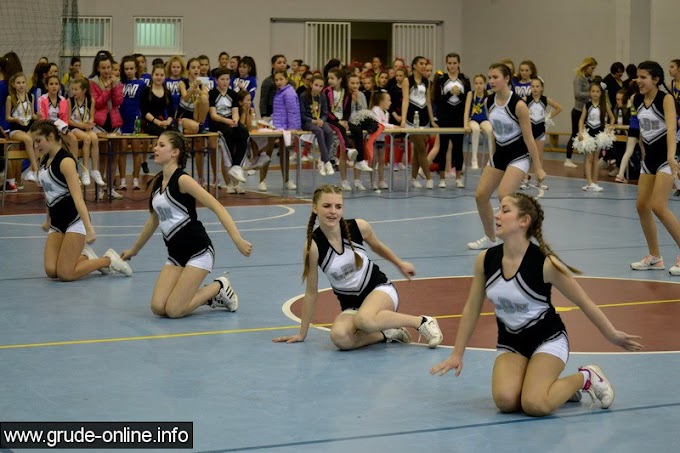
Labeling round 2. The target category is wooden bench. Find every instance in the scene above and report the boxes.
[545,131,572,152]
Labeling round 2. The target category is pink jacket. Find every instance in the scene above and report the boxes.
[90,76,123,128]
[38,94,69,123]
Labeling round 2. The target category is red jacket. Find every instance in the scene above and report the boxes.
[90,76,123,128]
[37,94,69,123]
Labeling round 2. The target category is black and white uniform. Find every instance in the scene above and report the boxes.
[634,91,676,175]
[8,95,34,137]
[151,168,215,270]
[405,75,429,127]
[70,98,92,130]
[313,219,398,311]
[484,243,568,361]
[436,73,471,172]
[177,78,198,119]
[527,95,548,141]
[38,149,84,235]
[583,101,605,136]
[487,92,530,172]
[208,87,249,167]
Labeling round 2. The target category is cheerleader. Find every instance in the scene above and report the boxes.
[576,81,614,192]
[121,131,252,318]
[629,61,680,276]
[273,184,443,350]
[31,120,132,281]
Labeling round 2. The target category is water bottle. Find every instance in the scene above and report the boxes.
[251,108,258,129]
[617,109,623,126]
[134,116,141,135]
[413,111,420,128]
[178,119,184,134]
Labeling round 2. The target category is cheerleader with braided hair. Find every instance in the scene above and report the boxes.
[120,131,252,318]
[273,184,443,350]
[431,192,642,416]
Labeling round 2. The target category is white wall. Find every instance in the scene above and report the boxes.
[650,0,679,63]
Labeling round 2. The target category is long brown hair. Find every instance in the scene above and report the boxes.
[302,185,363,282]
[510,192,581,275]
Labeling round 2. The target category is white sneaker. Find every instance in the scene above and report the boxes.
[425,179,433,189]
[24,170,37,182]
[383,327,412,343]
[579,364,614,409]
[286,180,297,190]
[470,161,479,170]
[438,180,446,189]
[354,160,373,172]
[251,153,270,169]
[81,171,91,186]
[227,165,247,183]
[226,183,236,194]
[301,154,310,162]
[103,249,133,276]
[324,161,335,176]
[118,178,127,190]
[353,179,366,191]
[257,181,268,192]
[317,161,327,176]
[669,256,680,276]
[81,245,110,275]
[210,274,238,312]
[378,180,389,190]
[411,179,422,189]
[591,184,604,192]
[417,316,443,348]
[246,169,256,176]
[346,148,358,162]
[132,178,140,190]
[235,182,246,194]
[289,151,297,162]
[564,158,577,168]
[91,170,106,186]
[630,255,664,270]
[467,236,499,250]
[109,188,123,200]
[455,178,464,188]
[340,180,352,191]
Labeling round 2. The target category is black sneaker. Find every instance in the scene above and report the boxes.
[141,162,149,174]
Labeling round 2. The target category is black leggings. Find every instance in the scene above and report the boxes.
[566,108,581,159]
[211,121,249,167]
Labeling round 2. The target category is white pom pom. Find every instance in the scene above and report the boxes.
[595,130,615,150]
[544,114,555,130]
[572,129,597,154]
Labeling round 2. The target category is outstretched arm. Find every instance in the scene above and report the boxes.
[273,242,320,343]
[357,219,414,279]
[544,256,642,351]
[430,252,488,377]
[121,212,159,260]
[179,174,252,257]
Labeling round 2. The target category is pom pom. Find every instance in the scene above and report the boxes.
[350,109,374,126]
[572,129,597,154]
[595,130,615,150]
[544,114,555,130]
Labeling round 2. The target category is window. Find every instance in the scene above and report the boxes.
[134,17,183,55]
[62,16,112,56]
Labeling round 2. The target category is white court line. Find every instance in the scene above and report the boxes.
[0,209,479,239]
[280,275,680,355]
[0,205,296,228]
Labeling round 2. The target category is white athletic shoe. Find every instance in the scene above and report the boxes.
[353,179,366,191]
[438,179,446,189]
[81,171,91,186]
[103,249,132,277]
[346,148,358,162]
[670,256,680,276]
[91,170,106,186]
[257,181,268,192]
[341,180,352,191]
[81,245,110,275]
[285,180,297,190]
[579,364,614,409]
[467,236,500,250]
[417,316,443,348]
[383,327,412,343]
[210,275,238,312]
[227,165,247,183]
[324,161,335,176]
[354,160,373,172]
[24,170,37,182]
[564,159,577,168]
[630,255,664,271]
[318,161,327,176]
[425,179,433,189]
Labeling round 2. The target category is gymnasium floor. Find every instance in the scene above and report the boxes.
[1,152,679,452]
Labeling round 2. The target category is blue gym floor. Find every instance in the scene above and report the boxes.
[1,159,679,452]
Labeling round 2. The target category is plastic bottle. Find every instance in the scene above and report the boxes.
[251,108,258,129]
[178,118,184,134]
[617,109,623,126]
[413,111,420,128]
[134,116,141,135]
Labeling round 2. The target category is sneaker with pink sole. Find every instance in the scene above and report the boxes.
[630,255,664,271]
